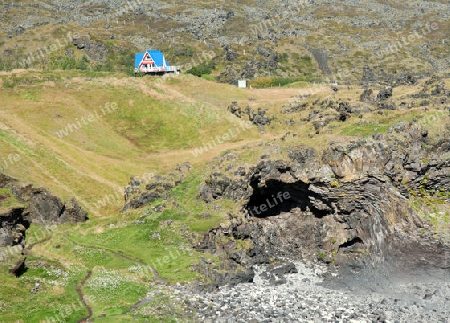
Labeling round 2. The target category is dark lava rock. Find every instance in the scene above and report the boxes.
[122,162,192,211]
[194,122,450,288]
[72,36,109,62]
[227,102,274,130]
[288,146,316,164]
[376,87,393,101]
[225,47,238,62]
[0,174,87,227]
[360,88,374,102]
[193,256,254,291]
[8,257,26,277]
[228,101,243,118]
[272,262,298,275]
[0,174,87,275]
[377,102,397,110]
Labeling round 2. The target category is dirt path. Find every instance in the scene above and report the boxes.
[25,230,161,321]
[147,134,280,170]
[64,233,164,282]
[63,233,165,321]
[23,228,94,321]
[76,270,93,323]
[25,235,52,253]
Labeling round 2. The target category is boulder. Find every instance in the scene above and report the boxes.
[0,175,87,274]
[360,88,374,102]
[122,162,192,211]
[376,87,393,101]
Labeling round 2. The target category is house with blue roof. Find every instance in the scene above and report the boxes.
[134,50,180,74]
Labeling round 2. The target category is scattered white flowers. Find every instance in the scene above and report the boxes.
[86,268,137,291]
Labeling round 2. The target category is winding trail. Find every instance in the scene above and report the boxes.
[64,233,164,282]
[63,233,165,321]
[21,231,94,322]
[25,230,162,321]
[24,235,51,253]
[76,270,93,323]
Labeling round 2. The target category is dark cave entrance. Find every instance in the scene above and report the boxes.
[338,237,364,251]
[245,178,333,218]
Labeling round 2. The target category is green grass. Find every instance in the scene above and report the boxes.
[23,225,153,320]
[4,197,219,321]
[0,188,24,212]
[0,70,261,217]
[66,222,196,279]
[340,122,391,136]
[0,71,246,322]
[66,170,226,282]
[83,267,148,317]
[339,111,427,137]
[0,264,88,323]
[410,196,450,239]
[0,67,449,322]
[103,87,212,151]
[249,75,321,88]
[201,74,216,81]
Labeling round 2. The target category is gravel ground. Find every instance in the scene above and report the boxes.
[164,260,450,323]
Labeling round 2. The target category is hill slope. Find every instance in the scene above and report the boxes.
[0,68,449,321]
[0,0,449,82]
[0,0,449,320]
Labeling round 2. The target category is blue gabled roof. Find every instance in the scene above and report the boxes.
[135,50,171,69]
[147,50,170,67]
[135,53,145,69]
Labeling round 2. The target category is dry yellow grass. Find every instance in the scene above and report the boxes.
[0,71,265,217]
[0,71,448,219]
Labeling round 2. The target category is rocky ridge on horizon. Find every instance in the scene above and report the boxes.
[1,0,449,83]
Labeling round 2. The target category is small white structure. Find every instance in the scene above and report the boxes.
[238,80,247,88]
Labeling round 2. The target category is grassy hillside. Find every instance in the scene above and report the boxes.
[0,71,263,214]
[0,69,449,322]
[0,70,256,321]
[0,1,448,320]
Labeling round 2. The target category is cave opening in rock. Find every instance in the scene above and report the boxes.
[246,178,332,218]
[338,237,364,251]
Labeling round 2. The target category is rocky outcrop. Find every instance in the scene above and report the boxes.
[72,36,109,62]
[227,102,274,131]
[216,45,280,84]
[0,208,27,248]
[0,174,87,259]
[195,122,450,288]
[12,186,87,225]
[122,162,192,212]
[360,88,374,102]
[376,86,392,101]
[407,75,450,108]
[361,66,419,88]
[193,253,254,291]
